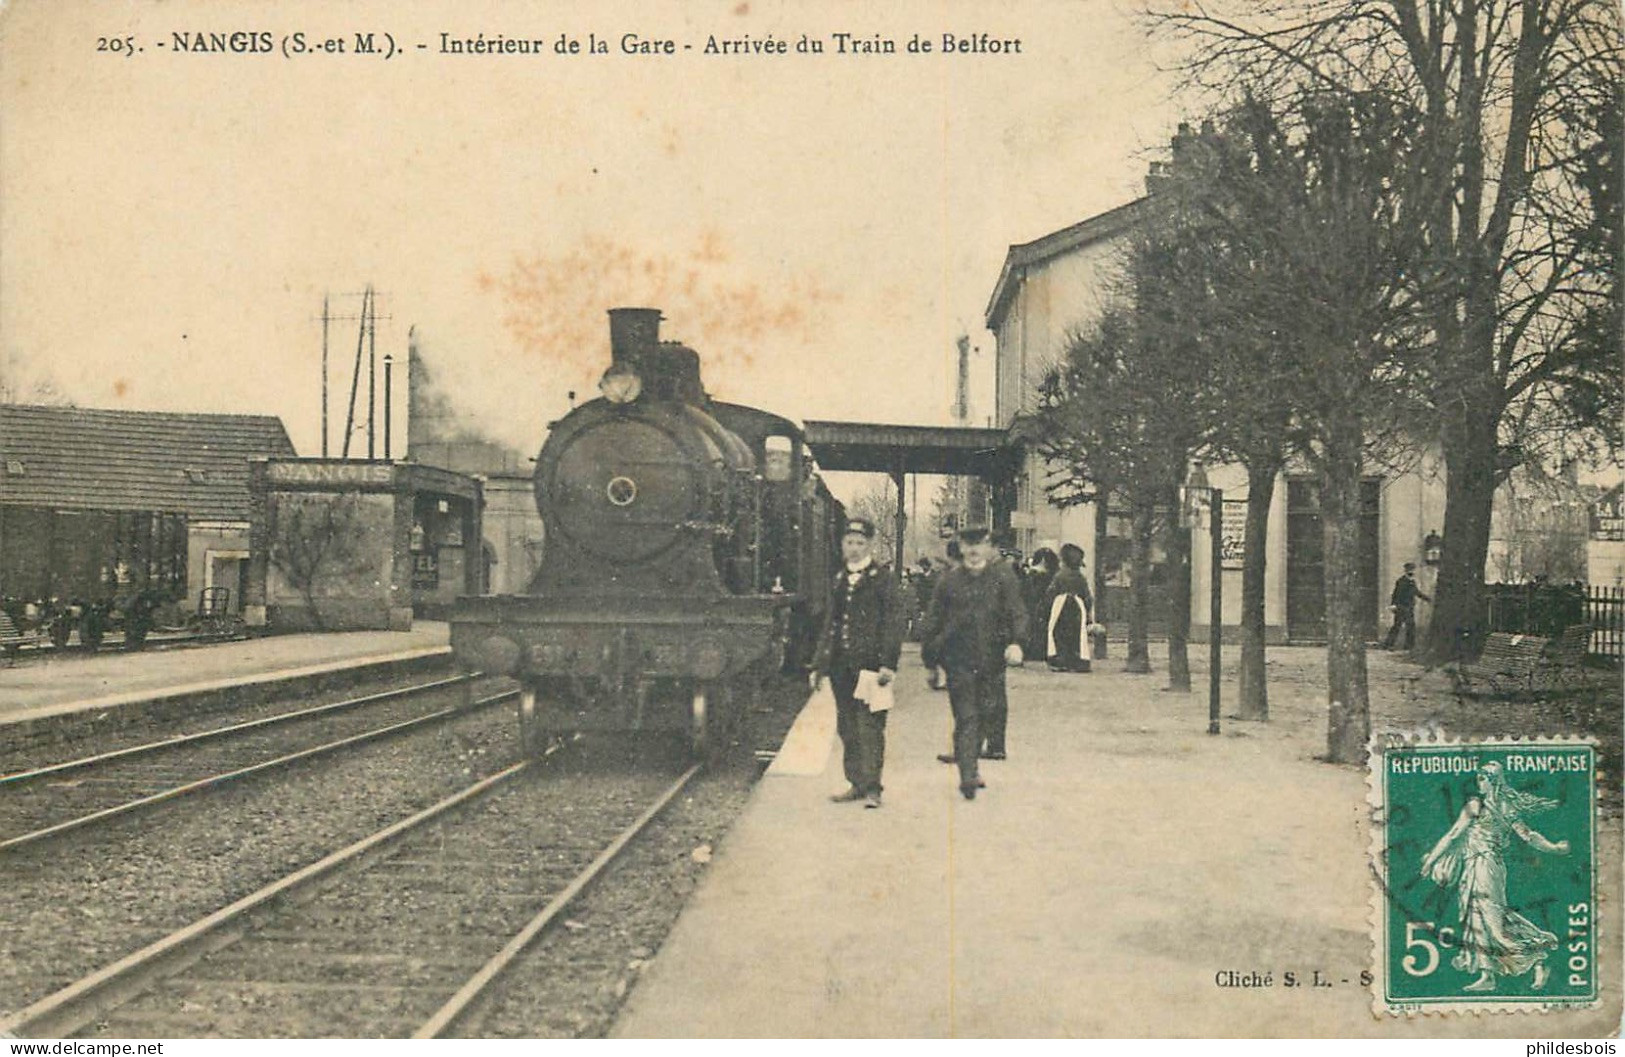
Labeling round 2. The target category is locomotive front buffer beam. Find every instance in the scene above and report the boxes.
[450,595,786,756]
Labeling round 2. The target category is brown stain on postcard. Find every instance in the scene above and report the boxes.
[477,232,837,382]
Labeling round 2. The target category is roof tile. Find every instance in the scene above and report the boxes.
[0,404,295,520]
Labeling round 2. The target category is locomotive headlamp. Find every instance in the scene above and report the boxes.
[599,363,642,404]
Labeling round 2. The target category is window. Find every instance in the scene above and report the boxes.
[763,436,793,482]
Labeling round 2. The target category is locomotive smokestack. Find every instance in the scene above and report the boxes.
[608,308,662,367]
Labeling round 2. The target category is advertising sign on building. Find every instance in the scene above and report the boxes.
[1591,485,1624,542]
[1220,499,1248,569]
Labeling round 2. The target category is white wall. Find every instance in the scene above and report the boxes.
[996,241,1125,428]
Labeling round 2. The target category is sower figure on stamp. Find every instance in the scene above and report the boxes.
[920,526,1027,799]
[1420,761,1569,992]
[1382,562,1431,651]
[810,517,903,809]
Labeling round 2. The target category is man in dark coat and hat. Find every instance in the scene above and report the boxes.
[810,517,904,809]
[1382,561,1431,651]
[920,526,1028,799]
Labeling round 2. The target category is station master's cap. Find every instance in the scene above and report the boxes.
[843,517,877,539]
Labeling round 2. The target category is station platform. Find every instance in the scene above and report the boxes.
[0,623,451,744]
[615,644,1622,1038]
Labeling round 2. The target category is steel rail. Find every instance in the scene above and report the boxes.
[0,688,518,852]
[0,673,481,786]
[0,744,565,1039]
[414,762,704,1038]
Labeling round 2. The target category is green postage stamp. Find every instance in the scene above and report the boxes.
[1370,735,1599,1015]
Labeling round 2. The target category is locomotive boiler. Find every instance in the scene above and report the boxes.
[450,308,843,756]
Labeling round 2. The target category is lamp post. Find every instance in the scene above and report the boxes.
[1181,463,1223,735]
[382,353,393,461]
[1207,484,1223,735]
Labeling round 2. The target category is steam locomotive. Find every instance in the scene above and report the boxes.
[449,308,845,756]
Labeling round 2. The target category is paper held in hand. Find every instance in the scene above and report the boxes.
[854,669,894,712]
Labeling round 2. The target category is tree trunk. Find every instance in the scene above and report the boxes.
[299,580,328,632]
[1166,508,1192,691]
[1236,459,1279,720]
[1418,404,1499,665]
[1124,498,1154,673]
[1322,419,1370,765]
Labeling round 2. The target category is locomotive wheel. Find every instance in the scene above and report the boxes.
[517,688,545,757]
[689,681,748,761]
[689,685,710,757]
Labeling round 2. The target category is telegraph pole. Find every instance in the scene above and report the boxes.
[366,283,377,461]
[342,287,369,459]
[325,286,390,460]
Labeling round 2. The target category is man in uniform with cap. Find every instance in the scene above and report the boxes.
[920,526,1028,799]
[1382,561,1431,651]
[810,517,904,809]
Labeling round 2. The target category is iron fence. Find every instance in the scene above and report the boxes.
[1483,581,1623,662]
[1587,585,1624,661]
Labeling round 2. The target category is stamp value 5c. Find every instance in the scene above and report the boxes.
[1371,736,1598,1014]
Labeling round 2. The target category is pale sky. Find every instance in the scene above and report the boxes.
[0,0,1183,485]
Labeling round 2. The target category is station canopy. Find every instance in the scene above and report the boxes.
[801,420,1019,480]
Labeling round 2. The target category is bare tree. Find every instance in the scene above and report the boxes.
[848,481,900,566]
[1149,0,1624,665]
[268,493,367,631]
[1034,301,1213,681]
[1156,105,1307,721]
[1227,90,1431,763]
[0,374,75,406]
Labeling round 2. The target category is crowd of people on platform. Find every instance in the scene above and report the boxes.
[808,520,1103,807]
[809,520,1452,810]
[900,536,1101,675]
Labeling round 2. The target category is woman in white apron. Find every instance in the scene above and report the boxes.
[1043,543,1093,672]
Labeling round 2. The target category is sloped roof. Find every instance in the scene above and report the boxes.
[0,404,296,520]
[985,196,1149,331]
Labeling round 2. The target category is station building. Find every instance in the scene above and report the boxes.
[0,404,296,618]
[243,458,483,631]
[984,199,1450,642]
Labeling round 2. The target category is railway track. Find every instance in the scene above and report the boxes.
[0,675,515,851]
[0,745,701,1039]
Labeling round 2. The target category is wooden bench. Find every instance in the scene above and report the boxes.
[1531,624,1594,695]
[1454,632,1549,698]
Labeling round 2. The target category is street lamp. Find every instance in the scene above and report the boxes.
[382,354,394,461]
[1181,462,1223,735]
